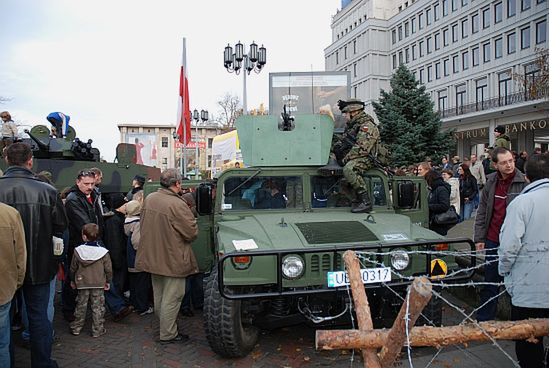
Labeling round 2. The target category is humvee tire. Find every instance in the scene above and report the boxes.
[203,268,259,357]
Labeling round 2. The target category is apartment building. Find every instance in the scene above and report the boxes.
[326,0,549,157]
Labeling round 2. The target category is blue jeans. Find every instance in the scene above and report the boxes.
[0,301,11,368]
[477,239,503,322]
[181,273,204,311]
[104,282,127,315]
[460,201,474,221]
[23,282,58,368]
[22,277,56,341]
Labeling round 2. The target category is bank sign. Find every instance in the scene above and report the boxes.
[454,119,548,140]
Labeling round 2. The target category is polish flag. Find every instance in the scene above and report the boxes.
[177,38,191,144]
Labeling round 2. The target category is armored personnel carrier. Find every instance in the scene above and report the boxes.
[0,125,160,193]
[171,113,475,358]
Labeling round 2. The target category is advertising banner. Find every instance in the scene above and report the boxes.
[126,133,158,167]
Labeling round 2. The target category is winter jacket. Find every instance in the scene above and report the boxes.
[65,186,105,252]
[498,179,549,308]
[0,203,27,304]
[470,161,486,187]
[103,211,127,270]
[494,134,511,149]
[1,119,18,138]
[136,188,199,277]
[459,175,478,204]
[0,166,67,285]
[70,241,113,289]
[428,177,452,236]
[473,170,527,243]
[124,216,141,273]
[444,177,460,215]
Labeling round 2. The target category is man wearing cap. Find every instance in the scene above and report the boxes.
[333,98,380,213]
[493,125,510,149]
[126,175,145,201]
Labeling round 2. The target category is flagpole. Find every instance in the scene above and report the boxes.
[182,38,187,178]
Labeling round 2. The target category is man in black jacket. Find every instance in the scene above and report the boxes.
[64,171,132,322]
[0,143,67,368]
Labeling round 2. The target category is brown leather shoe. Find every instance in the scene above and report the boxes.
[113,306,133,322]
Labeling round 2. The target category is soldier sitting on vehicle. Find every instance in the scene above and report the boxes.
[331,99,381,213]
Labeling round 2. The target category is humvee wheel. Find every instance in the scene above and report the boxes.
[203,268,259,358]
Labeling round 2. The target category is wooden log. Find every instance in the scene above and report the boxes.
[316,319,549,350]
[343,250,381,368]
[379,277,432,367]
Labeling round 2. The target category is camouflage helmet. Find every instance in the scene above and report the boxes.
[337,98,365,113]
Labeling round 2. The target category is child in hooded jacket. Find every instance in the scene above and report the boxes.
[70,223,112,337]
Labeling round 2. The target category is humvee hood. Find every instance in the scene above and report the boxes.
[217,212,418,252]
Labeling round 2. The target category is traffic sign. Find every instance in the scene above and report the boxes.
[430,259,447,279]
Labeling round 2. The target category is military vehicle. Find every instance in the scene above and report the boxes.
[0,125,160,193]
[149,113,475,358]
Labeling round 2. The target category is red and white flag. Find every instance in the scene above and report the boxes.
[176,38,191,144]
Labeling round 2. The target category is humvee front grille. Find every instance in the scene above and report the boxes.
[296,221,379,244]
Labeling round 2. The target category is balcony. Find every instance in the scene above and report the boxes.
[439,88,549,119]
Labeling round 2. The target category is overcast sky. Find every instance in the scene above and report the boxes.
[0,0,340,160]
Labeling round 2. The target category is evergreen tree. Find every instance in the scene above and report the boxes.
[372,65,454,167]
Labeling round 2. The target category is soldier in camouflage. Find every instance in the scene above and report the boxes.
[333,99,380,213]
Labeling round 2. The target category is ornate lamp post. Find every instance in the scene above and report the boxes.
[192,109,208,178]
[223,41,266,114]
[172,131,182,174]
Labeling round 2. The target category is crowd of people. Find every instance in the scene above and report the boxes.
[0,142,201,367]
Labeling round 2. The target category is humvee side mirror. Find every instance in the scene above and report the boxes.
[396,181,415,209]
[197,183,213,215]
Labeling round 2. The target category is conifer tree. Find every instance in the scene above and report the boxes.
[373,65,454,167]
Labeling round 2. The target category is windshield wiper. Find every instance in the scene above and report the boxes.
[225,169,262,197]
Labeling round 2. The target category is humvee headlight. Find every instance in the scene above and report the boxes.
[390,249,410,271]
[281,255,304,279]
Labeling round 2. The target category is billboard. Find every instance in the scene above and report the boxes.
[269,71,350,129]
[126,133,158,167]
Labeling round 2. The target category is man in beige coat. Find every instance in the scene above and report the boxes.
[136,169,198,344]
[0,202,27,366]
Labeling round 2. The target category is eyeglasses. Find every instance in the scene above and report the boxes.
[77,170,96,179]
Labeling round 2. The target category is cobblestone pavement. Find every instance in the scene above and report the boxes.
[12,220,523,367]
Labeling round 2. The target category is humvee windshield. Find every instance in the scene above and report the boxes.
[222,176,303,210]
[310,175,387,208]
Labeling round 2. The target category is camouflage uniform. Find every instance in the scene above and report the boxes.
[70,289,106,336]
[341,111,380,196]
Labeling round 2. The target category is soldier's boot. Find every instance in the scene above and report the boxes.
[351,191,373,213]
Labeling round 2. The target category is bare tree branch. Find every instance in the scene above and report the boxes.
[216,93,242,130]
[512,47,549,100]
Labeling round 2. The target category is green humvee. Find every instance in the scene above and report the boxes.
[176,114,475,358]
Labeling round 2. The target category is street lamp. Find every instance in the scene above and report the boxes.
[192,109,209,179]
[223,41,266,114]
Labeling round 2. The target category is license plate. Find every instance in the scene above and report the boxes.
[327,267,391,287]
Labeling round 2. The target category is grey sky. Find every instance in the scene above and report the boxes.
[0,0,340,160]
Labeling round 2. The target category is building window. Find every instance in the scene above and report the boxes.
[453,55,459,72]
[444,58,450,76]
[521,26,531,49]
[508,32,517,53]
[456,84,467,112]
[434,3,440,21]
[207,155,212,167]
[476,77,488,110]
[521,0,531,11]
[495,37,503,58]
[452,24,458,42]
[525,62,541,95]
[427,37,432,53]
[420,40,425,57]
[436,62,441,79]
[499,71,512,105]
[472,13,479,33]
[443,0,449,15]
[344,46,348,59]
[473,46,480,66]
[354,86,358,97]
[353,63,357,77]
[419,13,424,29]
[412,44,417,60]
[393,54,397,69]
[353,39,357,54]
[462,19,468,38]
[483,42,491,62]
[462,50,469,69]
[208,138,213,148]
[508,0,516,17]
[411,17,417,33]
[405,22,410,37]
[435,33,441,50]
[161,137,168,148]
[428,65,433,82]
[494,2,503,23]
[392,29,397,44]
[427,8,433,25]
[405,48,410,63]
[482,8,490,28]
[420,68,425,83]
[444,28,450,46]
[399,51,404,65]
[438,90,448,112]
[453,0,459,11]
[398,26,403,41]
[537,20,547,44]
[336,51,339,64]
